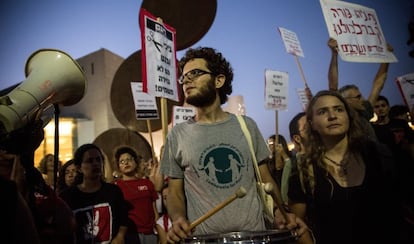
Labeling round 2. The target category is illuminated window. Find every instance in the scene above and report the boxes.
[34,118,76,167]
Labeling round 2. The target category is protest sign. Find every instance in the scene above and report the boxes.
[396,72,414,110]
[172,106,196,127]
[320,0,397,63]
[296,88,310,111]
[278,27,305,57]
[130,82,159,120]
[140,8,180,101]
[264,70,289,111]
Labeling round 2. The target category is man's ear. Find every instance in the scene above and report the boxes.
[215,74,226,88]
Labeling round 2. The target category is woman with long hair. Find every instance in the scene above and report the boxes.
[286,90,399,243]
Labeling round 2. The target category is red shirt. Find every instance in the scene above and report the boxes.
[114,178,158,234]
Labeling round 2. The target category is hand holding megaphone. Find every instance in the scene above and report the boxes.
[0,49,87,136]
[0,110,44,155]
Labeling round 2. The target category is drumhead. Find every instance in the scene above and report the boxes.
[183,230,298,243]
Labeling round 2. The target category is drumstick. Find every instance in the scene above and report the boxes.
[188,187,247,230]
[264,182,290,224]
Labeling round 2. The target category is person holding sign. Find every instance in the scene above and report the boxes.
[327,38,394,140]
[265,134,292,193]
[286,90,399,244]
[160,47,311,243]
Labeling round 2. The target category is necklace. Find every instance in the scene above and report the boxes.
[324,155,349,177]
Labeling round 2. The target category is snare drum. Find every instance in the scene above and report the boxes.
[183,230,298,243]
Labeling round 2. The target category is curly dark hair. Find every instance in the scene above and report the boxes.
[114,146,142,170]
[179,47,233,104]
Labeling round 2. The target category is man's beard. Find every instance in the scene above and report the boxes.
[186,80,217,107]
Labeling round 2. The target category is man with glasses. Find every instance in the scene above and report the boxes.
[160,47,311,243]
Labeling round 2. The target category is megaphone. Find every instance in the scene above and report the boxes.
[0,49,87,136]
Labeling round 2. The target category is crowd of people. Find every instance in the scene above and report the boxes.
[1,42,413,244]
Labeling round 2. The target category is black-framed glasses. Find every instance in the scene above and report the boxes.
[178,69,215,84]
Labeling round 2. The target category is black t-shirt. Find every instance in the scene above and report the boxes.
[288,141,398,244]
[59,183,128,243]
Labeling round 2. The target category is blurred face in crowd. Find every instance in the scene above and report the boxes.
[342,88,365,112]
[293,115,308,152]
[267,138,275,154]
[0,151,15,179]
[374,100,389,119]
[80,149,104,181]
[64,163,77,187]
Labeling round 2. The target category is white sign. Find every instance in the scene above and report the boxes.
[296,88,309,111]
[320,0,397,63]
[223,95,246,115]
[130,82,159,120]
[396,73,414,111]
[264,70,289,110]
[172,106,196,127]
[140,8,180,101]
[278,27,305,57]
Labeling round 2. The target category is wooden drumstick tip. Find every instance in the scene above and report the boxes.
[264,182,273,193]
[235,187,247,198]
[188,186,248,231]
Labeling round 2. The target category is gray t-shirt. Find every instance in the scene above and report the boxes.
[160,113,270,235]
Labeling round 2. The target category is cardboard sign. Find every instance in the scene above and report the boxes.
[296,88,310,111]
[320,0,397,63]
[140,8,180,101]
[130,82,159,120]
[396,73,414,111]
[278,27,305,57]
[172,105,196,126]
[264,70,289,111]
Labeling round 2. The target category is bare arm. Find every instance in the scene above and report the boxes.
[156,223,168,244]
[327,38,339,91]
[367,44,393,106]
[259,163,313,243]
[166,178,191,242]
[112,226,127,244]
[166,178,186,221]
[153,201,160,222]
[259,163,309,236]
[147,157,164,192]
[289,202,314,244]
[289,202,307,222]
[367,63,389,106]
[259,163,283,207]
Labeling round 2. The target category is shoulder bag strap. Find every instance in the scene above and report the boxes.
[236,115,264,184]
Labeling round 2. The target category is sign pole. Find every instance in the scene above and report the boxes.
[294,55,308,87]
[146,120,156,160]
[274,110,279,167]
